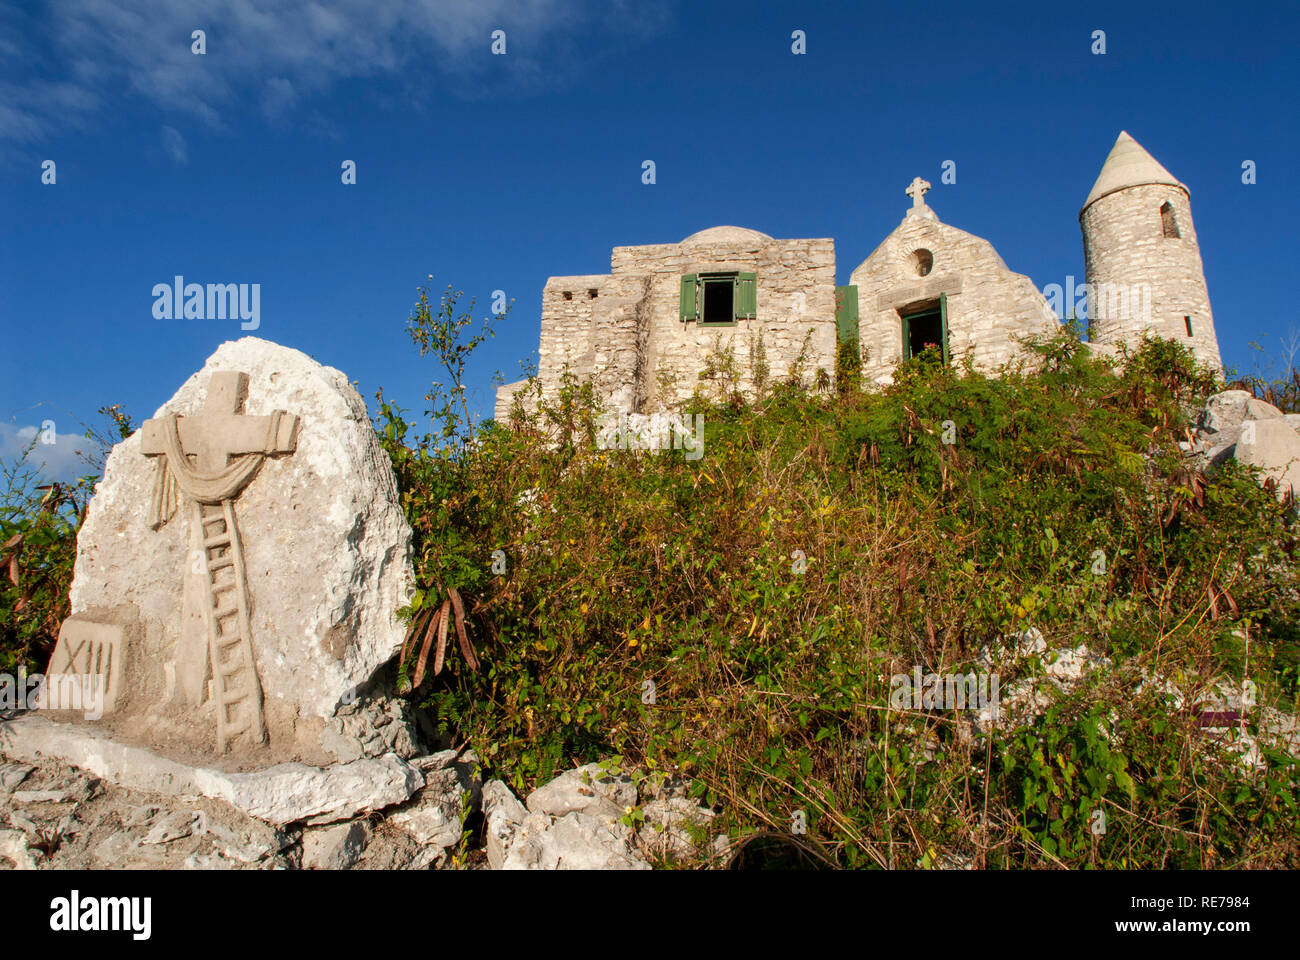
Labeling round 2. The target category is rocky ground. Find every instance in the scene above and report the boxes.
[1183,389,1300,498]
[0,743,729,871]
[973,629,1300,766]
[5,628,1296,871]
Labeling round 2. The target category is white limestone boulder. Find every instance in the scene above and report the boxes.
[1190,390,1300,500]
[66,337,415,762]
[484,767,722,869]
[498,810,649,870]
[1196,389,1253,436]
[1236,418,1300,501]
[637,797,716,862]
[483,779,529,869]
[525,762,637,819]
[388,750,481,851]
[302,819,372,869]
[0,716,424,825]
[487,775,648,870]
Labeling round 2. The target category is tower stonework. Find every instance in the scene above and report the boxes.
[1080,131,1222,369]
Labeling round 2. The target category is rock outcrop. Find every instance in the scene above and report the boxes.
[62,337,416,764]
[483,763,725,870]
[1186,390,1300,500]
[0,746,728,871]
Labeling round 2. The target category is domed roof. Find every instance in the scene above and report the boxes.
[681,225,773,246]
[1083,131,1187,210]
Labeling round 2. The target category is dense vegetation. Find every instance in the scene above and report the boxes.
[4,286,1298,868]
[0,406,132,676]
[376,288,1300,868]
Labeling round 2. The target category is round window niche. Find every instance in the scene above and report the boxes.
[911,249,934,278]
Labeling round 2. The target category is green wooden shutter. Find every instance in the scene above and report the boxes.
[680,274,698,322]
[835,285,859,343]
[734,272,757,320]
[939,292,950,365]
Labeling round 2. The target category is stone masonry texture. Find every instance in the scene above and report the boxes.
[496,134,1221,421]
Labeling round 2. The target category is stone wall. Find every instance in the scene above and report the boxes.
[492,379,525,422]
[514,226,839,416]
[499,153,1221,419]
[850,210,1059,384]
[1081,183,1221,369]
[609,227,837,409]
[536,274,642,413]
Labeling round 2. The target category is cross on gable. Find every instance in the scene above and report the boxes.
[906,176,931,208]
[140,371,297,471]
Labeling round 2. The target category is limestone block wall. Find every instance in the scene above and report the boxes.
[531,273,643,413]
[493,378,529,423]
[1081,183,1221,369]
[536,274,606,400]
[850,213,1059,384]
[609,228,838,409]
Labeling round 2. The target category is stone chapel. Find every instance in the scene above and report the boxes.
[495,131,1221,421]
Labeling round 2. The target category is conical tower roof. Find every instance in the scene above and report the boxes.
[1082,131,1187,211]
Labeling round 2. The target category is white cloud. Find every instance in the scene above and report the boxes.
[160,124,187,164]
[260,77,299,120]
[0,422,98,483]
[1,0,669,144]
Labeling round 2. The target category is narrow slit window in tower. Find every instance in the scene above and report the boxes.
[1161,202,1180,239]
[1184,316,1193,338]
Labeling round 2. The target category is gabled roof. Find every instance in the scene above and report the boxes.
[1082,131,1187,211]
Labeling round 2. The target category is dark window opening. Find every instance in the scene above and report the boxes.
[701,277,735,325]
[588,288,598,299]
[1185,316,1193,337]
[562,290,573,301]
[903,310,945,361]
[1161,202,1180,239]
[680,271,755,323]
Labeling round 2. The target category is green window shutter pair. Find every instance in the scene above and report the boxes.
[680,274,698,322]
[734,272,757,319]
[680,272,757,322]
[835,285,859,343]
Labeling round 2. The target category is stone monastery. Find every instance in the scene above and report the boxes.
[496,132,1221,420]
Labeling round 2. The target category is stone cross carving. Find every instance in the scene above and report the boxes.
[906,176,931,208]
[140,371,298,752]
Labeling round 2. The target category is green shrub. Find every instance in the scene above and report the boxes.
[0,406,132,675]
[379,294,1300,869]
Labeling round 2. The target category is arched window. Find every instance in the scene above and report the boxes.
[1160,201,1180,239]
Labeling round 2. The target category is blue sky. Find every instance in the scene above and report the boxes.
[3,0,1297,480]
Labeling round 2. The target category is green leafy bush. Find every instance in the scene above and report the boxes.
[379,294,1300,869]
[0,406,133,675]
